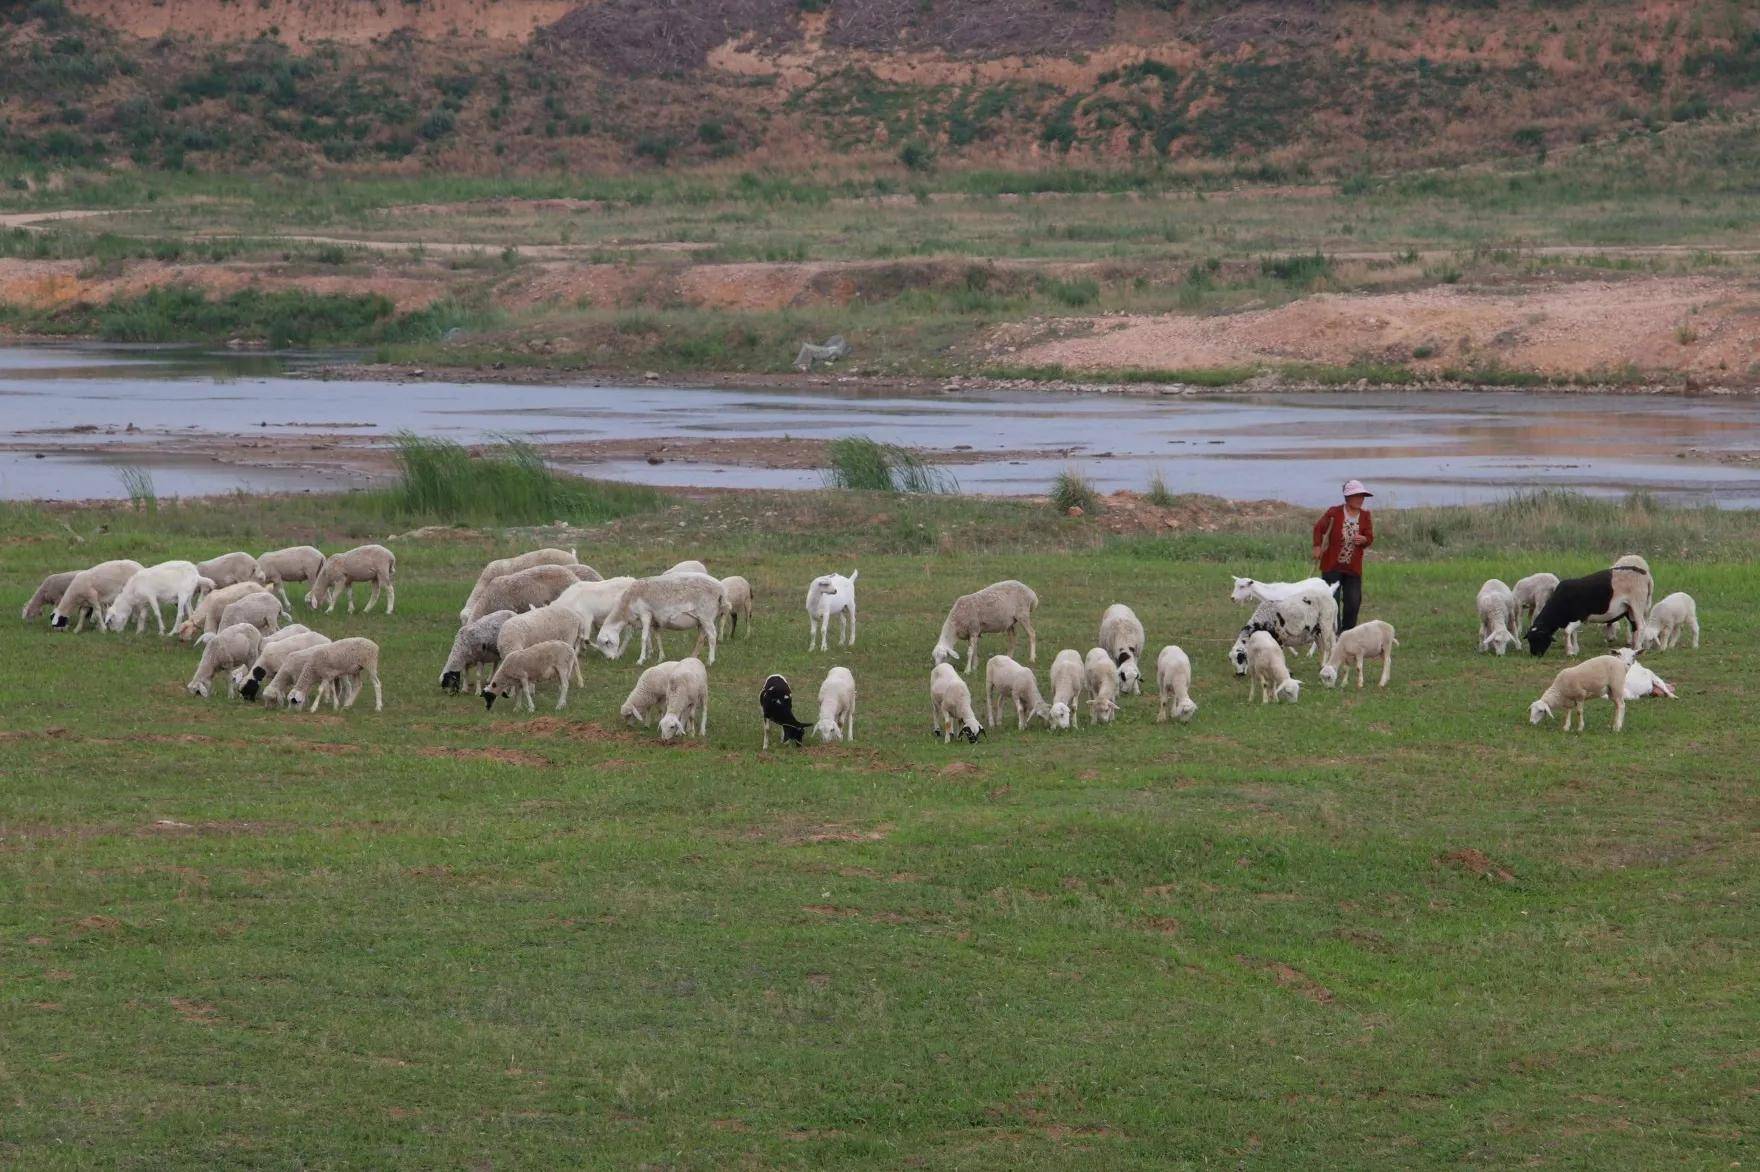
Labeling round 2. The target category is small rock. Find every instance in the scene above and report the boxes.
[646,455,664,465]
[1067,506,1084,518]
[643,371,660,381]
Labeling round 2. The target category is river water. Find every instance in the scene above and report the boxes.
[3,343,1759,507]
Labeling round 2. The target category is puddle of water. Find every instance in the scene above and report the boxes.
[4,342,1760,507]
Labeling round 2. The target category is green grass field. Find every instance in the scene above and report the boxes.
[2,492,1755,1167]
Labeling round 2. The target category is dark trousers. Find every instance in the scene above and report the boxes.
[1322,570,1362,633]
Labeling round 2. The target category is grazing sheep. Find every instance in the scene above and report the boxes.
[467,564,588,624]
[553,577,637,643]
[1512,572,1559,631]
[22,570,78,622]
[664,560,708,577]
[1227,586,1337,675]
[1525,564,1650,656]
[1155,645,1198,723]
[308,544,396,615]
[929,662,984,743]
[806,570,858,652]
[187,622,264,698]
[255,545,326,608]
[1230,576,1339,606]
[932,580,1038,674]
[176,580,271,641]
[760,674,808,748]
[620,661,679,727]
[1098,603,1146,694]
[256,642,336,708]
[1476,579,1521,655]
[262,623,312,644]
[1529,653,1629,731]
[814,666,856,743]
[717,575,753,639]
[1244,630,1301,704]
[594,573,724,666]
[440,609,515,694]
[985,655,1053,731]
[497,602,587,658]
[1047,649,1085,730]
[658,656,709,742]
[1638,591,1699,651]
[197,552,257,591]
[237,630,331,700]
[483,640,580,713]
[459,547,579,623]
[219,592,285,637]
[50,560,144,632]
[1082,647,1121,725]
[1319,620,1398,688]
[286,637,383,713]
[105,561,205,634]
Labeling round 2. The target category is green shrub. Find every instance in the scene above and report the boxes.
[824,436,956,494]
[1050,468,1101,515]
[375,434,664,525]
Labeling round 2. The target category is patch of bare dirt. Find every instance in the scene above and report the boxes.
[939,761,982,777]
[69,0,576,42]
[170,996,219,1025]
[0,258,446,315]
[743,820,893,846]
[539,0,800,75]
[518,717,630,743]
[418,746,554,767]
[1438,848,1518,883]
[1238,955,1335,1004]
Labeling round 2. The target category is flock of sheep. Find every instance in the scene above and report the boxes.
[22,538,1698,742]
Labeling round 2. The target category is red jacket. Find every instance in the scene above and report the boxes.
[1314,505,1373,575]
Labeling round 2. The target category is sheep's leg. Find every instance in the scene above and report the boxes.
[555,671,570,711]
[636,616,652,665]
[1378,651,1392,688]
[385,579,395,616]
[699,617,717,666]
[572,655,584,687]
[845,699,854,742]
[985,684,998,729]
[764,719,771,751]
[275,582,291,610]
[368,669,383,712]
[1689,616,1700,649]
[1023,618,1036,663]
[697,695,708,736]
[522,681,537,713]
[806,613,816,652]
[846,603,854,646]
[1016,697,1029,732]
[1612,695,1625,732]
[964,637,978,676]
[1355,654,1366,689]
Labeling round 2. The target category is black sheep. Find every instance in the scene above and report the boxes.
[760,674,808,748]
[1525,566,1648,657]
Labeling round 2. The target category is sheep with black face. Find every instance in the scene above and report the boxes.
[1525,564,1650,657]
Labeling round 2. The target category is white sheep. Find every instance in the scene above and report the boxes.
[929,662,984,743]
[176,580,271,641]
[985,655,1053,731]
[1230,576,1338,606]
[459,547,580,623]
[497,602,587,658]
[553,577,636,643]
[1082,647,1120,725]
[1155,645,1198,723]
[440,610,515,694]
[1047,648,1085,730]
[237,630,331,699]
[1512,572,1559,630]
[262,623,312,643]
[664,559,708,576]
[717,575,753,639]
[23,570,78,622]
[308,544,396,615]
[105,560,205,634]
[1098,603,1146,694]
[186,622,264,698]
[1244,630,1301,704]
[594,574,724,665]
[806,570,857,652]
[197,552,258,591]
[1319,620,1398,689]
[658,656,710,742]
[814,666,856,742]
[49,560,144,632]
[467,564,589,624]
[1529,653,1629,732]
[219,592,285,637]
[256,642,337,709]
[1227,587,1337,675]
[1476,579,1520,655]
[1613,648,1678,700]
[286,637,383,713]
[483,640,580,713]
[255,545,326,608]
[620,660,680,727]
[1638,591,1699,651]
[932,580,1038,674]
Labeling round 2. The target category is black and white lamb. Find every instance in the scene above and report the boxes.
[759,673,808,748]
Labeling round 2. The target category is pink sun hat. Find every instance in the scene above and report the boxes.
[1341,479,1373,498]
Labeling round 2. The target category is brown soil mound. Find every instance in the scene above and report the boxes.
[540,0,800,75]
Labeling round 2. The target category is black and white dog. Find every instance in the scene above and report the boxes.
[760,674,809,748]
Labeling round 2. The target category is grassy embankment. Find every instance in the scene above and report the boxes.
[2,480,1756,1166]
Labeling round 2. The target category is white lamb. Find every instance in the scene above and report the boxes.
[1512,572,1560,631]
[186,622,264,698]
[657,656,709,742]
[1476,578,1520,655]
[594,573,724,665]
[497,602,587,658]
[262,623,312,644]
[286,636,383,713]
[308,544,396,615]
[984,655,1053,731]
[717,575,753,639]
[620,660,679,727]
[219,592,285,637]
[483,640,580,713]
[806,570,858,652]
[1638,591,1699,651]
[176,580,271,641]
[1612,648,1677,700]
[814,666,856,742]
[1230,576,1338,606]
[1082,647,1120,725]
[50,560,144,632]
[1319,619,1398,689]
[1155,645,1198,723]
[469,564,591,623]
[237,631,331,700]
[106,560,205,634]
[1097,603,1146,693]
[197,552,258,591]
[1244,630,1301,704]
[553,577,637,643]
[255,545,326,608]
[459,547,579,624]
[1529,653,1629,732]
[257,643,337,709]
[1047,648,1086,731]
[929,662,984,743]
[932,580,1038,674]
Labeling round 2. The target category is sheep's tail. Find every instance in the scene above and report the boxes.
[848,569,859,582]
[196,632,216,645]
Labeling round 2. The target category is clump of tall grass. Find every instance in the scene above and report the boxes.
[117,465,156,511]
[376,433,664,525]
[1050,468,1101,514]
[1145,469,1175,507]
[824,436,956,494]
